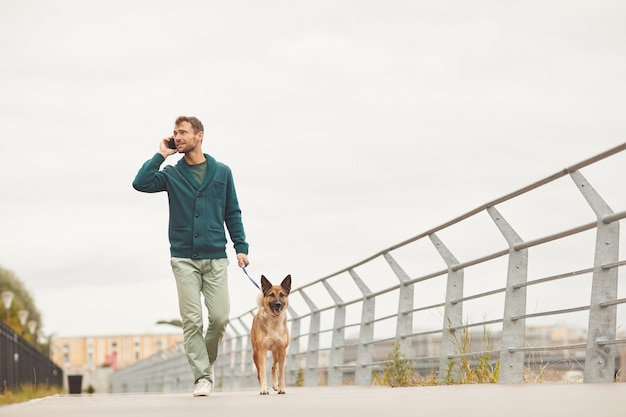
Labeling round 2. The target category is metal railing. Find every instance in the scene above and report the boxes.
[0,320,63,391]
[111,142,626,392]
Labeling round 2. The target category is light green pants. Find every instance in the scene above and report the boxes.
[171,257,230,384]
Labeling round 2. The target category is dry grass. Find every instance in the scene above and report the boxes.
[452,325,499,384]
[375,324,500,387]
[373,340,439,387]
[0,384,63,406]
[373,324,591,387]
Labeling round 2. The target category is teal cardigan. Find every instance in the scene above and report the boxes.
[133,153,249,259]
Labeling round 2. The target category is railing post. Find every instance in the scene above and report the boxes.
[487,206,528,383]
[286,305,301,386]
[570,170,620,382]
[350,268,375,385]
[300,289,321,386]
[322,280,346,386]
[430,233,463,384]
[384,253,414,355]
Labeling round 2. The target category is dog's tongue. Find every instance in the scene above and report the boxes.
[273,308,281,316]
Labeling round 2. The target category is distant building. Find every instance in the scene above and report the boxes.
[51,331,183,392]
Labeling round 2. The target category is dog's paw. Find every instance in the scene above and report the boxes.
[278,390,286,394]
[260,390,270,395]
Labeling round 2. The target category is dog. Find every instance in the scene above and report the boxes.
[250,274,291,395]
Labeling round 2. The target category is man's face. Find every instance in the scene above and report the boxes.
[172,121,203,153]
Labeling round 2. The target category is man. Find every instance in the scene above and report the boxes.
[133,116,250,397]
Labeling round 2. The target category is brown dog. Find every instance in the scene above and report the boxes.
[250,275,291,395]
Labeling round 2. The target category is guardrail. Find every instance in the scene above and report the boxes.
[111,142,626,392]
[0,320,63,391]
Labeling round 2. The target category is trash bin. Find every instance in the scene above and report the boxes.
[68,375,83,394]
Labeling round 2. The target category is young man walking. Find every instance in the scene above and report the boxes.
[133,116,250,396]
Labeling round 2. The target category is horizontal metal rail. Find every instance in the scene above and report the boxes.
[511,306,591,321]
[508,344,588,353]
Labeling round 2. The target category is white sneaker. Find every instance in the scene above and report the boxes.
[193,379,212,397]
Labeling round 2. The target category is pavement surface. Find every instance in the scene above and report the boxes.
[1,384,624,417]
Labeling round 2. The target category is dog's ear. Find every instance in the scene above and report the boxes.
[260,275,272,294]
[281,275,292,295]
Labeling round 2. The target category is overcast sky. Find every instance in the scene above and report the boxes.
[1,1,625,337]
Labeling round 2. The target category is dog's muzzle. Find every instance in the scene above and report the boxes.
[270,302,283,316]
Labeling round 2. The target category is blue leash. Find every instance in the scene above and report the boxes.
[242,263,261,291]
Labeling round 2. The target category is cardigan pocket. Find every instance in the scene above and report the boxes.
[206,227,228,251]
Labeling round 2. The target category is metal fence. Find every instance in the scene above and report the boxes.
[0,320,63,391]
[111,142,626,392]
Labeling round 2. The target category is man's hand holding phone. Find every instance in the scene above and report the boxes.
[159,136,178,157]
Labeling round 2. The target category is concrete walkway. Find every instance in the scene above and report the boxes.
[1,384,624,417]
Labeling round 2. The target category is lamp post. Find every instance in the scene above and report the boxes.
[27,319,37,335]
[1,291,14,322]
[27,319,38,345]
[18,309,29,335]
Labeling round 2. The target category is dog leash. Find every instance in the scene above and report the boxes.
[242,262,261,291]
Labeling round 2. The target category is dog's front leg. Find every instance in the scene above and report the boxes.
[276,349,286,394]
[254,350,269,395]
[271,351,278,392]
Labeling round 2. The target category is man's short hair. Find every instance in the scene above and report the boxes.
[175,116,204,134]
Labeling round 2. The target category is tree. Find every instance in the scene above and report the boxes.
[0,265,42,346]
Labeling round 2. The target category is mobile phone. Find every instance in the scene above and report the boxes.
[168,137,177,150]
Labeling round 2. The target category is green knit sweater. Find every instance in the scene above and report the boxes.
[132,153,249,259]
